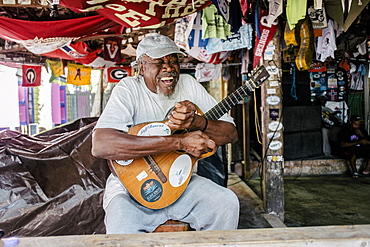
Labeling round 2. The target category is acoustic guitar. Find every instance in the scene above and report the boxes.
[108,65,270,209]
[295,18,314,71]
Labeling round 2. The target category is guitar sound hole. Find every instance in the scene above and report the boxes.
[171,129,188,135]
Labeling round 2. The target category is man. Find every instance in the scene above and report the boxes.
[338,115,370,178]
[91,34,240,234]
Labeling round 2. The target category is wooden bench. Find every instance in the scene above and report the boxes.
[153,220,191,232]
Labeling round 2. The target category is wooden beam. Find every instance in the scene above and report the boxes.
[11,225,370,246]
[261,29,285,221]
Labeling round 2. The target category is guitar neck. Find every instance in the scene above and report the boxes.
[203,79,258,121]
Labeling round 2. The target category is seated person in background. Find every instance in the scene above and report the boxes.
[317,95,342,156]
[337,115,370,178]
[91,34,240,234]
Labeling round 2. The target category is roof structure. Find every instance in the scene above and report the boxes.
[0,0,368,67]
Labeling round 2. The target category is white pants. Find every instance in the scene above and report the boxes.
[104,174,240,234]
[322,126,342,156]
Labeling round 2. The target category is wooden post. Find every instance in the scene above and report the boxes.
[99,69,105,115]
[364,68,369,132]
[261,29,285,221]
[243,99,251,180]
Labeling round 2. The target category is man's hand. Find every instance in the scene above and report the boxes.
[178,131,216,157]
[359,139,370,146]
[165,100,238,148]
[166,100,204,131]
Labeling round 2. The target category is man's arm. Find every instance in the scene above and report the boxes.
[340,132,370,148]
[340,139,366,148]
[91,128,217,161]
[165,100,238,146]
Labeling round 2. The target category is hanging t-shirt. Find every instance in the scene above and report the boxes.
[316,19,337,62]
[205,24,253,54]
[286,0,307,29]
[349,65,365,90]
[202,4,231,40]
[325,100,349,124]
[195,63,222,82]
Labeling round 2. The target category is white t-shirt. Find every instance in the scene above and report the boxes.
[95,74,235,209]
[96,74,234,130]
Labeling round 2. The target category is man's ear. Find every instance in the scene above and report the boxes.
[137,62,143,75]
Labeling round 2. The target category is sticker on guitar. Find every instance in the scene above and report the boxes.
[115,123,172,166]
[169,154,192,187]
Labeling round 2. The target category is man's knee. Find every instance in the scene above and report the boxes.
[210,188,239,215]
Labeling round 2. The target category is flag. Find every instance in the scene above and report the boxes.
[46,59,64,82]
[67,63,91,86]
[188,11,208,49]
[22,65,41,87]
[104,37,122,63]
[0,15,121,66]
[252,10,279,69]
[0,15,120,53]
[60,0,210,29]
[106,66,132,83]
[42,42,104,67]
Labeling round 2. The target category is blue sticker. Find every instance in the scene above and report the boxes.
[141,179,163,203]
[270,109,279,120]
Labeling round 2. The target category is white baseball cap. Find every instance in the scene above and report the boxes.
[136,34,186,60]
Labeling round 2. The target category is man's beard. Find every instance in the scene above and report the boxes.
[156,84,177,100]
[156,71,179,99]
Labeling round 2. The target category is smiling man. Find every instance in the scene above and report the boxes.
[91,34,239,234]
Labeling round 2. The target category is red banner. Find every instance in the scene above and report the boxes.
[0,15,120,44]
[60,0,211,28]
[106,66,132,83]
[22,65,41,87]
[252,12,279,69]
[42,42,101,65]
[0,15,122,66]
[104,37,122,63]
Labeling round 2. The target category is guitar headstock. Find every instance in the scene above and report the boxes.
[249,65,270,88]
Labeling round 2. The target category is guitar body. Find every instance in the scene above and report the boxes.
[109,120,215,210]
[107,65,270,209]
[109,150,198,210]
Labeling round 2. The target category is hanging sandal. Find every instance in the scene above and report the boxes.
[352,172,359,178]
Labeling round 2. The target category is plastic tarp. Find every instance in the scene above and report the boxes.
[0,118,110,237]
[0,117,226,237]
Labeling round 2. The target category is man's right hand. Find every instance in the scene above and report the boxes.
[178,131,216,157]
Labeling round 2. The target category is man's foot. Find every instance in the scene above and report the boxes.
[352,172,359,178]
[362,171,370,175]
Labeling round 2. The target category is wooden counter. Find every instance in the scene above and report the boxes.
[10,224,370,247]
